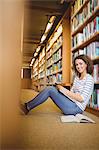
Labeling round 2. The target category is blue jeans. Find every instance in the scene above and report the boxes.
[26,86,83,115]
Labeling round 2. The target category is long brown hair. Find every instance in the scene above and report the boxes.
[73,54,93,76]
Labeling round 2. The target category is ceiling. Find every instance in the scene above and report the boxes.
[23,0,73,68]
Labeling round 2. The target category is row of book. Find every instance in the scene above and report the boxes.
[33,49,62,78]
[39,48,45,62]
[39,64,45,74]
[46,60,62,76]
[46,38,62,60]
[52,36,63,53]
[52,61,62,73]
[38,71,45,79]
[71,0,98,32]
[83,17,99,41]
[72,17,99,48]
[47,57,53,68]
[47,73,62,84]
[32,70,38,78]
[88,89,99,110]
[93,64,99,83]
[47,48,62,67]
[85,42,99,59]
[72,41,99,59]
[71,0,87,16]
[39,57,45,68]
[38,78,45,84]
[33,59,38,69]
[46,25,62,52]
[46,48,52,60]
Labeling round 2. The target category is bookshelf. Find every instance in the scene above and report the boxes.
[32,14,71,91]
[71,0,99,115]
[46,24,63,85]
[31,47,46,91]
[31,58,39,91]
[46,17,71,88]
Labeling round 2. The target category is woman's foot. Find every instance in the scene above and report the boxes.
[20,103,29,115]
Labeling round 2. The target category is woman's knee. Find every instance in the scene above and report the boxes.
[46,86,56,91]
[62,109,75,115]
[45,86,57,95]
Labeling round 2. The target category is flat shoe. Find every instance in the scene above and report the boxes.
[20,103,29,115]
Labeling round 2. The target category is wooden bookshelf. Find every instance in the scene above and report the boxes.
[71,0,99,115]
[86,107,99,117]
[71,0,89,20]
[72,32,99,52]
[72,7,99,36]
[32,11,71,91]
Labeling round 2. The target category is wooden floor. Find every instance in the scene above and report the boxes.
[18,89,99,150]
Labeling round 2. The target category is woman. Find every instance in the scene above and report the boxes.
[21,54,94,115]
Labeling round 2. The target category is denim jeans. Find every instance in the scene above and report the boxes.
[26,86,83,115]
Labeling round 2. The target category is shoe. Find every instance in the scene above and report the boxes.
[20,103,29,115]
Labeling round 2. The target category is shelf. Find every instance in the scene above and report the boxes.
[53,57,62,64]
[71,0,99,114]
[47,58,62,68]
[52,68,62,75]
[39,70,44,74]
[52,44,62,55]
[86,106,99,117]
[46,68,62,77]
[71,0,89,20]
[72,7,99,36]
[32,16,71,91]
[39,63,45,69]
[47,45,62,60]
[47,63,53,68]
[47,52,53,60]
[72,32,99,52]
[38,76,45,79]
[46,32,62,52]
[39,56,45,62]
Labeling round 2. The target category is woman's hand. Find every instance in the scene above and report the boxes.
[56,84,83,103]
[56,84,63,91]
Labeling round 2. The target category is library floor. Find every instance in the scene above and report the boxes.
[19,89,99,150]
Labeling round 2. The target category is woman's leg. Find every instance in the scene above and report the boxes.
[26,86,82,115]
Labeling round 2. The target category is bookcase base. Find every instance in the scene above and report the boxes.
[86,107,99,117]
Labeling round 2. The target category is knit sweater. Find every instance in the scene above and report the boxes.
[70,74,94,111]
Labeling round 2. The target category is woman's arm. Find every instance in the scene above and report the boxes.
[56,85,83,102]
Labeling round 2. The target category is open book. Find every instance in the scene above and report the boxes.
[60,114,95,123]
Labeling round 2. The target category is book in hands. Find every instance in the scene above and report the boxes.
[54,83,61,91]
[54,82,65,91]
[60,114,95,123]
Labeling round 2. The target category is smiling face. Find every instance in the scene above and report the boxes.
[75,59,87,75]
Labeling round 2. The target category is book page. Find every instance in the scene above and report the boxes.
[76,114,95,123]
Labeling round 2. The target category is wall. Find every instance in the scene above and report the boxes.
[21,68,32,89]
[21,79,32,89]
[0,0,24,148]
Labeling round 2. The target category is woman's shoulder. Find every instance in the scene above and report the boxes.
[86,74,94,82]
